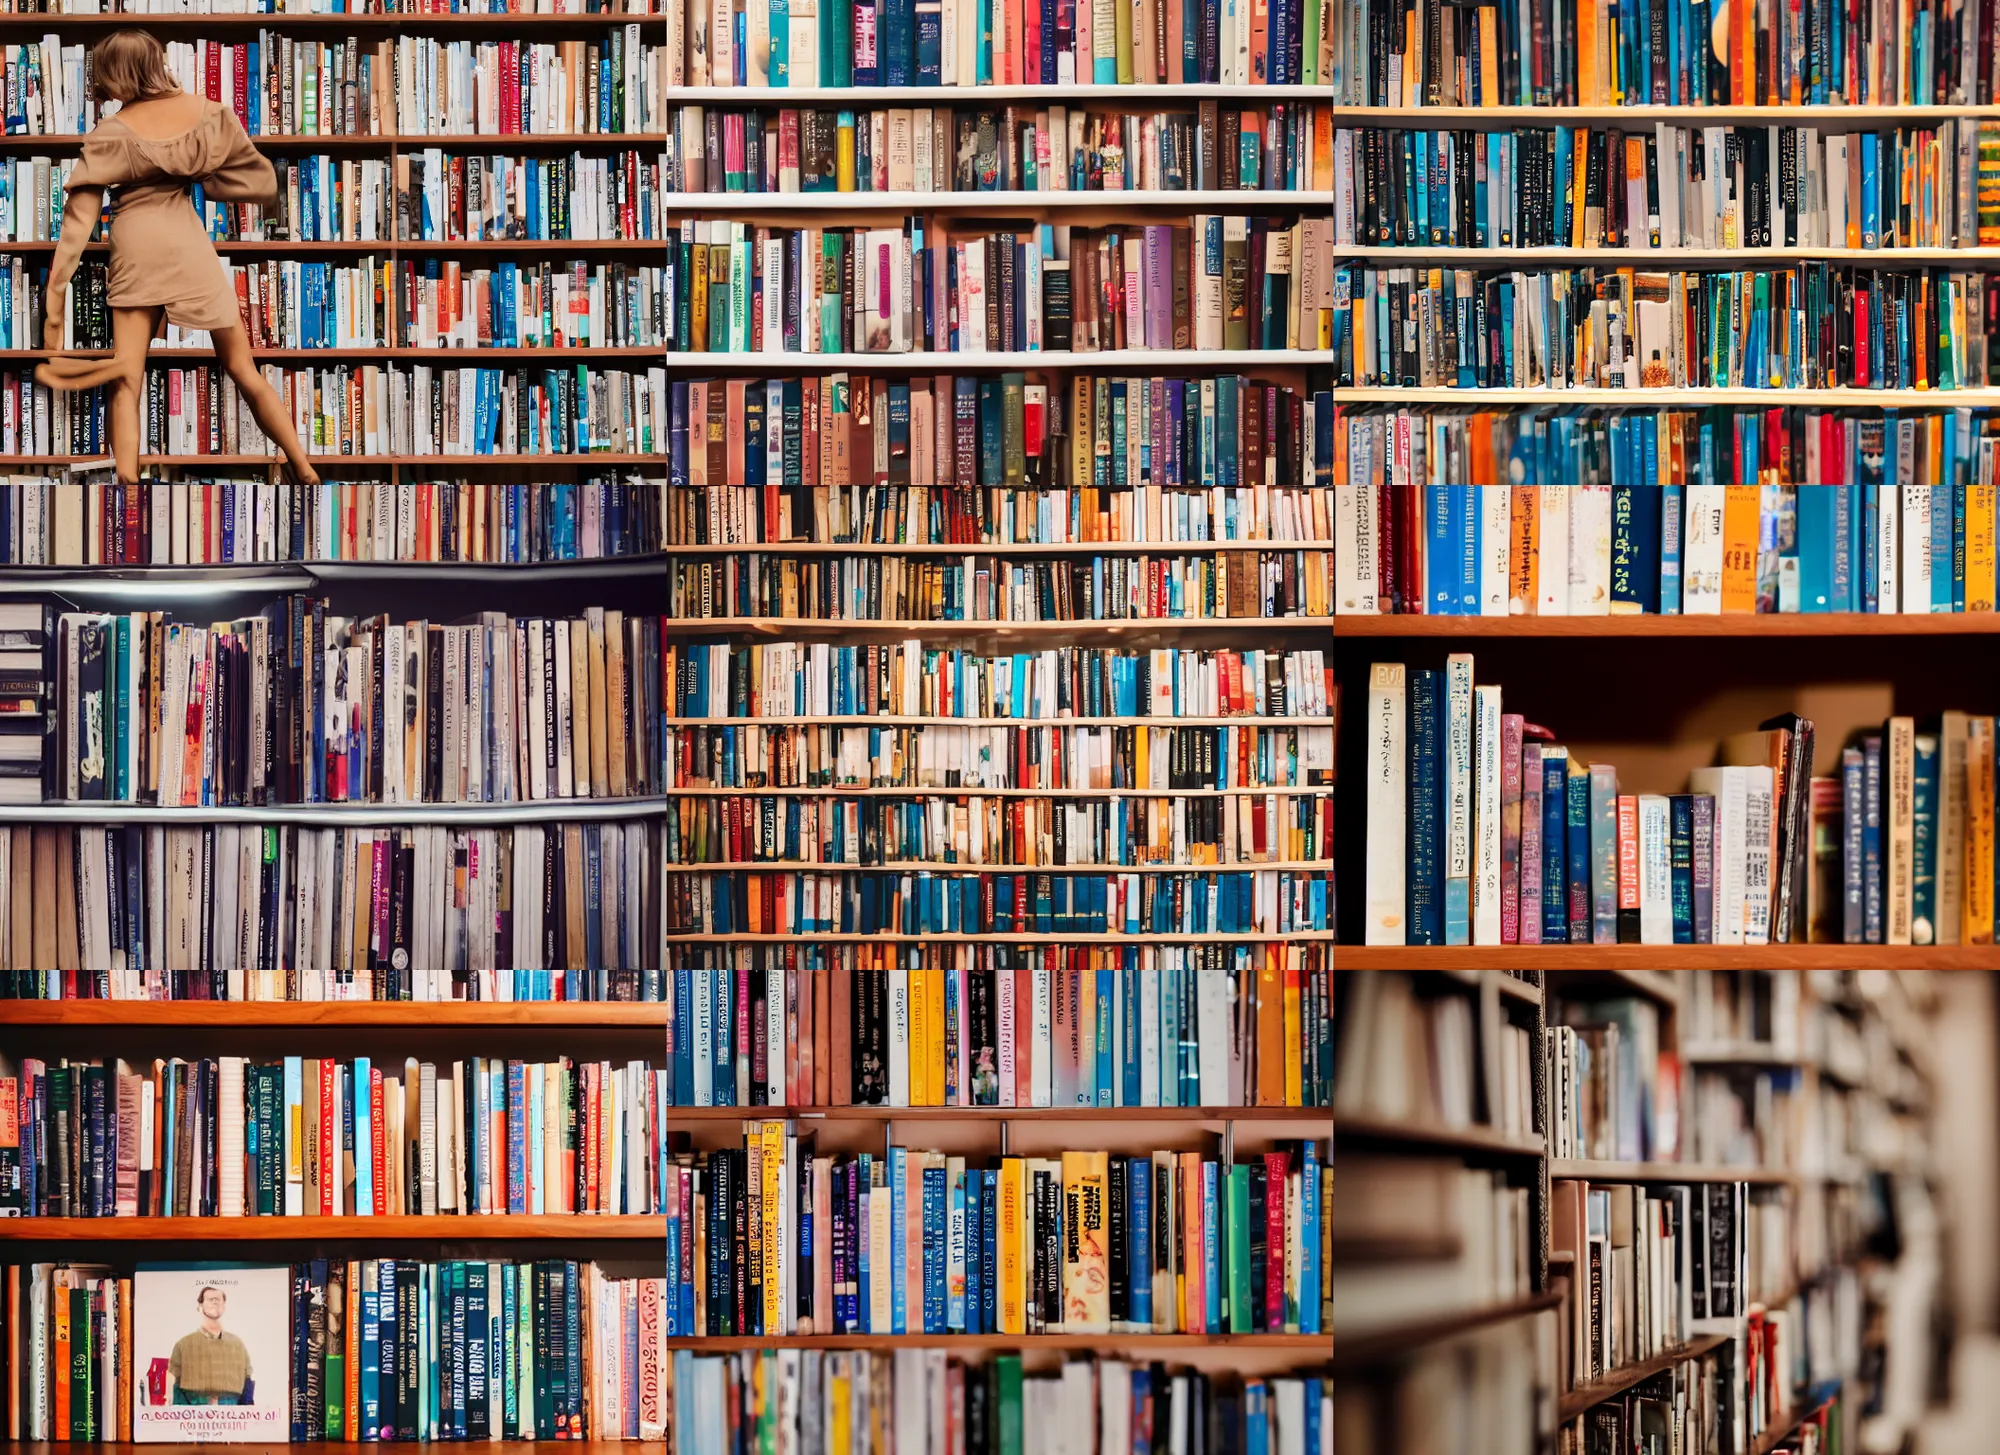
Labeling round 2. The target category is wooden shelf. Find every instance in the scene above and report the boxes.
[0,454,663,467]
[1330,104,2000,122]
[0,132,667,149]
[657,616,1335,634]
[1748,1381,1843,1455]
[671,348,1335,370]
[1557,1334,1732,1422]
[1334,1115,1543,1157]
[1343,945,2000,970]
[1,238,676,255]
[0,10,663,29]
[669,189,1334,211]
[670,84,1332,101]
[1334,1292,1564,1368]
[0,1000,663,1028]
[664,716,1330,727]
[668,931,1331,943]
[1332,386,2000,406]
[1335,612,2000,637]
[1548,1159,1795,1185]
[1680,1043,1808,1069]
[654,539,1322,554]
[1334,245,2000,263]
[669,1104,1330,1121]
[27,346,668,362]
[0,1215,663,1240]
[673,1332,1327,1351]
[660,859,1331,873]
[655,785,1325,797]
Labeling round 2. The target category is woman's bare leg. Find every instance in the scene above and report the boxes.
[210,323,318,484]
[34,306,161,482]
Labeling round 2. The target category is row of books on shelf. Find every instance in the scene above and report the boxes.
[3,30,670,140]
[665,100,1331,195]
[1365,651,2000,948]
[1335,265,1998,393]
[1341,480,2000,616]
[0,821,666,998]
[665,1126,1328,1337]
[1331,969,1538,1138]
[3,1259,667,1445]
[0,479,672,567]
[663,962,1332,1107]
[658,789,1332,865]
[668,374,1336,491]
[31,257,677,352]
[664,0,1333,88]
[30,598,671,806]
[662,720,1338,790]
[660,546,1336,622]
[0,362,670,459]
[660,864,1334,936]
[1329,407,2000,490]
[668,1350,1331,1455]
[1333,121,2000,251]
[666,218,1337,357]
[661,642,1335,721]
[1334,0,2000,108]
[664,940,1332,972]
[0,478,1335,568]
[0,1053,665,1219]
[662,479,1337,546]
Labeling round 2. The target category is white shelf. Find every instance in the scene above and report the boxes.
[1334,386,2000,406]
[17,798,668,826]
[1336,245,2000,263]
[669,348,1333,369]
[670,84,1333,102]
[1331,104,2000,123]
[669,189,1334,211]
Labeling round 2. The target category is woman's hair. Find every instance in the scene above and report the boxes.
[92,31,181,104]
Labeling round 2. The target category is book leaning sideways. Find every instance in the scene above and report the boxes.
[133,1263,292,1443]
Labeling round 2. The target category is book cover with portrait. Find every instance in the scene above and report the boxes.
[132,1264,291,1443]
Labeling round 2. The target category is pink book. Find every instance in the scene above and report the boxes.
[997,968,1017,1106]
[813,1156,833,1331]
[1520,740,1544,944]
[1499,713,1525,942]
[796,964,814,1109]
[1264,1150,1289,1330]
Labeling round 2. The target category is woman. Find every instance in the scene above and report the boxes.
[39,30,319,485]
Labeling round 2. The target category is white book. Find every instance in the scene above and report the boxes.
[1196,971,1228,1107]
[996,967,1017,1106]
[1364,664,1407,943]
[1878,481,1900,611]
[1480,484,1510,615]
[1537,485,1571,613]
[1568,484,1613,614]
[1032,968,1053,1107]
[1637,795,1673,945]
[1443,653,1474,944]
[1681,484,1725,613]
[1740,765,1775,945]
[889,969,912,1106]
[1902,485,1932,613]
[693,970,715,1106]
[1688,767,1749,944]
[1138,970,1161,1106]
[1473,683,1503,945]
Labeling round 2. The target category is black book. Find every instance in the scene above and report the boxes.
[1107,1156,1128,1323]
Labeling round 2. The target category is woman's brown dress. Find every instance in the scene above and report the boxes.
[61,100,278,332]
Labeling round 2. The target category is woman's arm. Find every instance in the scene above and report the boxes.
[44,184,104,350]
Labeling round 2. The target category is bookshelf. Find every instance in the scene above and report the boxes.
[1333,966,1946,1455]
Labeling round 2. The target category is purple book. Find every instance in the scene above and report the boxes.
[1520,741,1544,945]
[1500,714,1525,943]
[1145,226,1174,349]
[1691,794,1717,944]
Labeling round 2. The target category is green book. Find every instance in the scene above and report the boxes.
[1227,1164,1252,1333]
[1001,372,1027,486]
[995,1353,1024,1455]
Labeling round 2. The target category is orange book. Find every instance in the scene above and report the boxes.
[1720,484,1760,612]
[1966,721,1995,945]
[1179,1151,1206,1331]
[1255,959,1285,1105]
[1577,0,1599,103]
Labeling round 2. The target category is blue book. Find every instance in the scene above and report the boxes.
[1797,480,1835,610]
[1931,485,1954,611]
[1299,1140,1322,1333]
[1610,484,1660,612]
[1456,480,1480,612]
[856,1157,874,1333]
[1406,668,1443,945]
[465,1264,489,1440]
[915,0,942,80]
[1565,757,1591,942]
[1861,133,1881,247]
[1913,732,1939,944]
[713,970,734,1106]
[665,1192,682,1335]
[770,0,790,82]
[1541,747,1570,942]
[947,1164,967,1331]
[1425,488,1459,615]
[1831,481,1856,610]
[890,1146,908,1334]
[1660,484,1683,613]
[1120,969,1142,1107]
[1863,735,1884,942]
[1129,1156,1153,1326]
[1669,794,1695,943]
[1862,484,1881,609]
[1202,1161,1221,1330]
[980,1170,1000,1333]
[922,1163,947,1333]
[1096,976,1115,1105]
[1840,747,1864,944]
[1953,484,1968,612]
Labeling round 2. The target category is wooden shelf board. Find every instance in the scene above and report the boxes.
[0,1215,663,1240]
[668,1105,1330,1122]
[671,348,1336,370]
[1748,1381,1843,1455]
[657,617,1335,634]
[1332,386,2000,406]
[0,454,663,466]
[655,539,1318,554]
[7,239,677,254]
[0,132,666,148]
[660,859,1330,873]
[1329,104,2000,122]
[1679,1044,1808,1069]
[663,716,1330,726]
[656,786,1326,797]
[0,1000,663,1028]
[669,931,1331,943]
[1335,245,2000,263]
[669,84,1332,101]
[673,1333,1327,1351]
[1343,945,2000,970]
[1334,612,2000,637]
[1548,1159,1795,1185]
[1558,1334,1732,1422]
[1334,1116,1543,1157]
[669,189,1334,211]
[22,346,668,362]
[0,10,662,27]
[1335,1292,1563,1369]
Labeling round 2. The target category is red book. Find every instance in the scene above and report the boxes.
[1263,1150,1290,1329]
[1854,289,1871,387]
[370,1067,387,1214]
[318,1057,336,1215]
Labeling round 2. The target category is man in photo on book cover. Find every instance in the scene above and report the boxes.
[169,1285,254,1405]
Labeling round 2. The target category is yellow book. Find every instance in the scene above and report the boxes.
[998,1158,1026,1333]
[1970,485,1998,611]
[925,970,947,1107]
[908,969,930,1108]
[1477,6,1498,103]
[1061,1151,1111,1333]
[1135,726,1151,789]
[1283,968,1303,1107]
[830,1358,852,1455]
[1967,720,1995,946]
[762,1120,786,1336]
[1721,485,1760,612]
